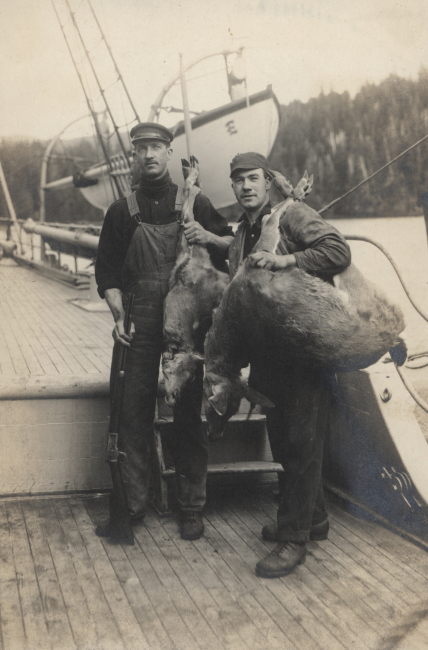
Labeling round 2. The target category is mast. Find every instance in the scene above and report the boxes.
[51,0,140,199]
[86,0,140,124]
[179,53,193,159]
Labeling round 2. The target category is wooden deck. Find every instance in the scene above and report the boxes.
[0,261,112,377]
[1,487,428,650]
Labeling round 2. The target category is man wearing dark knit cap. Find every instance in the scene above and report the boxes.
[95,122,233,541]
[228,152,351,578]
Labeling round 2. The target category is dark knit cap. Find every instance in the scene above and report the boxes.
[230,152,270,177]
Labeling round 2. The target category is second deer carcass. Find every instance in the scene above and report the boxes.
[162,157,229,406]
[204,180,406,438]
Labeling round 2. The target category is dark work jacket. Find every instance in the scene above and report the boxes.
[228,200,351,281]
[96,172,233,298]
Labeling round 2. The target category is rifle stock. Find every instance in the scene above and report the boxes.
[106,293,135,543]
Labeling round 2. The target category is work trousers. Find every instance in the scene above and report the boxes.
[253,363,334,543]
[110,314,207,519]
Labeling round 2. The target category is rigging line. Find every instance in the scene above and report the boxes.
[319,133,428,215]
[345,234,428,324]
[86,36,104,55]
[51,0,123,199]
[171,66,226,86]
[395,364,428,415]
[71,0,86,15]
[112,116,139,128]
[113,119,139,129]
[102,78,121,94]
[64,0,132,170]
[87,0,140,123]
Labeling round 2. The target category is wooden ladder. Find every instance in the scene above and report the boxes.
[150,394,283,514]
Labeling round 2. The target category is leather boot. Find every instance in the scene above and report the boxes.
[256,542,307,578]
[179,511,204,540]
[262,518,329,542]
[95,523,134,545]
[95,513,144,545]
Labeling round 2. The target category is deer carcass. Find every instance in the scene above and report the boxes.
[204,183,406,438]
[162,157,229,406]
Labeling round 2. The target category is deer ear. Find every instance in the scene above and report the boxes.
[241,384,275,409]
[208,390,229,416]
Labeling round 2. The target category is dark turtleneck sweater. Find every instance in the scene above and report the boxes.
[95,171,233,298]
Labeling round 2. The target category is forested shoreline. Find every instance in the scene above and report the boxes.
[2,69,428,223]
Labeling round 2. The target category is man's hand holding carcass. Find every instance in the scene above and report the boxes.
[248,251,297,271]
[183,221,213,246]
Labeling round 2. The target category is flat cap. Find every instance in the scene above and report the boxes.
[230,152,270,177]
[130,122,174,145]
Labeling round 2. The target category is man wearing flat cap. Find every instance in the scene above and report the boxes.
[95,122,233,541]
[228,152,351,578]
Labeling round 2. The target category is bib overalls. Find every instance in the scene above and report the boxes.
[110,209,208,520]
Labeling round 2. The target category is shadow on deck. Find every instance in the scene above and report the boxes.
[1,486,428,650]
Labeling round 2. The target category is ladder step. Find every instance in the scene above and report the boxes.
[155,413,266,425]
[161,461,283,478]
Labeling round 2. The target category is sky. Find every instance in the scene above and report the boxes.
[1,0,428,141]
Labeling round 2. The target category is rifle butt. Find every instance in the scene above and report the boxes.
[108,462,134,543]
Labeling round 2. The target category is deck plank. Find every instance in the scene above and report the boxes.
[4,501,53,650]
[328,501,428,586]
[213,500,369,650]
[2,490,428,650]
[205,504,342,650]
[153,514,298,650]
[0,302,44,375]
[0,265,112,377]
[130,519,221,650]
[229,496,380,649]
[197,507,316,650]
[146,514,268,650]
[20,501,77,650]
[238,492,412,638]
[0,503,28,650]
[0,296,59,376]
[143,515,240,650]
[0,305,31,375]
[53,499,126,650]
[328,510,428,602]
[0,319,18,375]
[121,531,204,650]
[67,499,150,650]
[37,500,101,650]
[256,490,415,623]
[83,497,179,650]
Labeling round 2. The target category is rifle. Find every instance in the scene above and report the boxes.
[105,293,135,544]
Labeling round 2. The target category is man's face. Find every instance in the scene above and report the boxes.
[134,139,172,179]
[231,168,271,212]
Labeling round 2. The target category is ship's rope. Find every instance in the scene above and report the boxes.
[319,133,428,215]
[345,234,428,323]
[395,363,428,414]
[346,234,428,414]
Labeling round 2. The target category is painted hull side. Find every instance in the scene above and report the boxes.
[324,362,428,540]
[168,92,280,209]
